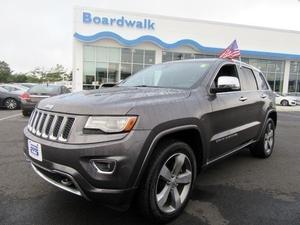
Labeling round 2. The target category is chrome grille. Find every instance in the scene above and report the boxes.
[28,109,75,142]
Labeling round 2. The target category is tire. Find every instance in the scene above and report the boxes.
[281,100,289,106]
[137,140,197,223]
[250,118,275,158]
[4,98,18,110]
[22,110,31,117]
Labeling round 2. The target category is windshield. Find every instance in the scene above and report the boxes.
[119,61,213,89]
[29,85,61,95]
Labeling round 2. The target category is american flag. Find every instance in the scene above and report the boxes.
[219,40,241,59]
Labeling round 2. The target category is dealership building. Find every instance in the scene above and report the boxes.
[73,7,300,94]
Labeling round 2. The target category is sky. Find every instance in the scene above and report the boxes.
[1,0,300,73]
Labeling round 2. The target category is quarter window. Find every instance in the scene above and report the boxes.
[254,71,269,90]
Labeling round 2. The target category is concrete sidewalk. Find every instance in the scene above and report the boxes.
[276,105,300,112]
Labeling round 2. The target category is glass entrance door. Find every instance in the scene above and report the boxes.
[96,62,108,84]
[108,63,119,83]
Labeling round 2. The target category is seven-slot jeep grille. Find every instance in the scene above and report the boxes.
[28,109,75,142]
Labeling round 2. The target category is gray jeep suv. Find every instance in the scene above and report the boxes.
[23,59,276,222]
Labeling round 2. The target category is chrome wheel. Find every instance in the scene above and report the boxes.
[264,122,274,155]
[5,98,17,110]
[156,153,192,213]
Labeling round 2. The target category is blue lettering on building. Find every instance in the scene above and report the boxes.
[82,12,155,30]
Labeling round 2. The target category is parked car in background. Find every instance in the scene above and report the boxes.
[19,83,37,89]
[275,93,297,106]
[99,82,116,88]
[287,92,300,105]
[0,86,21,110]
[20,84,71,116]
[0,84,28,94]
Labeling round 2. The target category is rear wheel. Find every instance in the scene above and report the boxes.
[138,140,197,223]
[4,98,18,110]
[250,118,275,158]
[281,100,289,106]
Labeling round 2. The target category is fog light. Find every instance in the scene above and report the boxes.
[91,159,116,174]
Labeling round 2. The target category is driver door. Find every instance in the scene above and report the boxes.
[207,63,250,161]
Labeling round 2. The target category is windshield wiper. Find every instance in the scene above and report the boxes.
[134,85,150,87]
[133,85,159,88]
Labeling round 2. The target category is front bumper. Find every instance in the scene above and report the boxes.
[24,127,151,206]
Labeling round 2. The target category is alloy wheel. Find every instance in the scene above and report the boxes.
[264,122,274,155]
[155,153,192,213]
[5,99,17,110]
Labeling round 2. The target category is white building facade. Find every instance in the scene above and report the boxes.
[73,7,300,94]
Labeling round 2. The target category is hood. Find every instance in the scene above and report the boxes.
[37,86,190,115]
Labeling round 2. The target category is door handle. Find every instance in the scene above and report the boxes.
[260,94,267,99]
[239,96,248,101]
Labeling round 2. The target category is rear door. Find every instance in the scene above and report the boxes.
[237,66,263,139]
[0,88,7,105]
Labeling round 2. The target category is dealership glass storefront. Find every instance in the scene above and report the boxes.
[74,8,300,93]
[83,46,300,93]
[162,51,216,62]
[289,61,300,93]
[161,51,286,92]
[83,45,155,89]
[242,58,285,92]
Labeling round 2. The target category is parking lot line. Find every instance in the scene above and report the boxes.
[0,113,22,122]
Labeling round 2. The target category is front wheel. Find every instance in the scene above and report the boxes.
[281,100,289,106]
[138,140,197,223]
[250,118,275,158]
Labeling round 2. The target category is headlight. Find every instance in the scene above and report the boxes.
[84,116,137,133]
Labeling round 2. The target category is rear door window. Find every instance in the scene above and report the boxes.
[240,67,258,91]
[1,86,17,92]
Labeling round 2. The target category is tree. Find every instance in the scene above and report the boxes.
[12,74,28,83]
[0,61,12,82]
[30,67,46,80]
[44,64,68,82]
[26,75,41,83]
[66,71,72,81]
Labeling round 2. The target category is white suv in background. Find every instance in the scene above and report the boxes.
[275,93,297,106]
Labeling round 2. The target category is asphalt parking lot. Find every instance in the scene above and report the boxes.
[0,110,299,225]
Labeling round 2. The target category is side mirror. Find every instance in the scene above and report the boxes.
[211,76,241,93]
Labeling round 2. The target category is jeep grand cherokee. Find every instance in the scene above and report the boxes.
[23,59,276,222]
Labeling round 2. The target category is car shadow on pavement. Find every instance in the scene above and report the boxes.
[13,191,206,225]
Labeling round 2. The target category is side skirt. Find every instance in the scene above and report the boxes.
[205,139,256,166]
